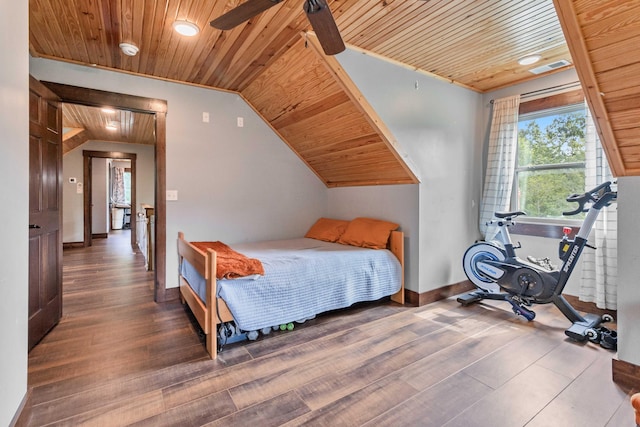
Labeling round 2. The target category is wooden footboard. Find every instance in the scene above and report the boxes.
[388,230,405,305]
[178,229,405,359]
[178,232,233,359]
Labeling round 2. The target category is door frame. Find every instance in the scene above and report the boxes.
[42,81,169,302]
[83,150,137,247]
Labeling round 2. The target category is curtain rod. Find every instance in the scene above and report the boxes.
[489,81,582,104]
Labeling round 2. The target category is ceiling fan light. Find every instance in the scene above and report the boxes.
[173,20,200,36]
[119,42,139,56]
[518,54,542,66]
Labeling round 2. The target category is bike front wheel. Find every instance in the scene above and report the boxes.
[462,242,506,293]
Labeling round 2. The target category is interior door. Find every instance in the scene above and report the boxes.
[28,76,63,350]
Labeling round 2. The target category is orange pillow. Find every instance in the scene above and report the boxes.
[337,217,399,249]
[304,218,349,242]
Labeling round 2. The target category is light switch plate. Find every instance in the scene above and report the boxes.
[166,190,178,201]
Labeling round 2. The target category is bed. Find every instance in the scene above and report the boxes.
[177,218,405,358]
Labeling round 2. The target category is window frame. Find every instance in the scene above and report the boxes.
[510,88,586,235]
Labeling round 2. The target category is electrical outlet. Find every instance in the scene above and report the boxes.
[202,112,209,123]
[237,117,244,127]
[166,190,178,201]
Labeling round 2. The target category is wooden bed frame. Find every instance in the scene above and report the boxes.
[177,230,405,358]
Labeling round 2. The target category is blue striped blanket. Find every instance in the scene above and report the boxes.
[181,238,402,332]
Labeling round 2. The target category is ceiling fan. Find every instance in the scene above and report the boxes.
[210,0,345,55]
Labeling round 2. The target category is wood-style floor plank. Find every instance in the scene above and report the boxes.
[442,365,573,427]
[365,371,493,427]
[204,390,310,427]
[288,375,420,426]
[461,330,560,389]
[397,323,527,392]
[526,355,632,427]
[129,390,237,427]
[229,328,422,410]
[21,230,635,426]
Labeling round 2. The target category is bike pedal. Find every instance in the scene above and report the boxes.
[518,308,536,321]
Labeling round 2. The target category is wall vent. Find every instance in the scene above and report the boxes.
[528,59,571,75]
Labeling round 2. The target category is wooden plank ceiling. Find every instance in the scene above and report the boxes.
[243,35,416,186]
[554,0,640,177]
[62,104,155,154]
[30,0,637,181]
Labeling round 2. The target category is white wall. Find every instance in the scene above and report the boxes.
[328,184,419,291]
[62,141,155,243]
[616,177,640,365]
[30,57,328,289]
[0,2,28,424]
[335,50,483,293]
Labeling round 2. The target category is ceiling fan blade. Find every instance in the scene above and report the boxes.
[304,0,345,55]
[211,0,283,30]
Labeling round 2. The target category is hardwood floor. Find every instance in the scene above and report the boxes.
[23,231,635,426]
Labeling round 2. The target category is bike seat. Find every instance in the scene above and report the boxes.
[494,211,526,219]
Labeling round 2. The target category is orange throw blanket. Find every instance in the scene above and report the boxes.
[192,241,264,280]
[632,392,640,425]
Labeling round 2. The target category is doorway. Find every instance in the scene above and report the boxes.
[83,150,138,248]
[42,81,169,302]
[109,160,133,233]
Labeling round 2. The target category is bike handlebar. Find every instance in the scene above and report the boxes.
[563,181,616,216]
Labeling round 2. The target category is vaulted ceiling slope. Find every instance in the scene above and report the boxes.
[554,0,640,177]
[242,36,417,186]
[31,1,637,182]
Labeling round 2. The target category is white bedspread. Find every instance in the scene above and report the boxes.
[181,238,402,332]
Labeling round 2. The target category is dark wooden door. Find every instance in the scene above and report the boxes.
[28,76,63,350]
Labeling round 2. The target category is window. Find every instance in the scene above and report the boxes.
[513,103,586,219]
[123,170,132,204]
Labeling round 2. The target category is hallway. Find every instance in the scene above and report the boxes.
[26,231,207,424]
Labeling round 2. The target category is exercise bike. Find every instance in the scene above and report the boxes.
[458,181,617,348]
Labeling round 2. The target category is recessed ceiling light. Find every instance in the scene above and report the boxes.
[518,54,542,66]
[173,20,200,37]
[101,107,116,114]
[119,42,139,56]
[106,121,118,131]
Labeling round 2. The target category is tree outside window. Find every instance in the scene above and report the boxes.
[513,104,586,219]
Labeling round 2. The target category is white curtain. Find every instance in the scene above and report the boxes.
[579,105,617,309]
[112,167,126,203]
[479,95,521,239]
